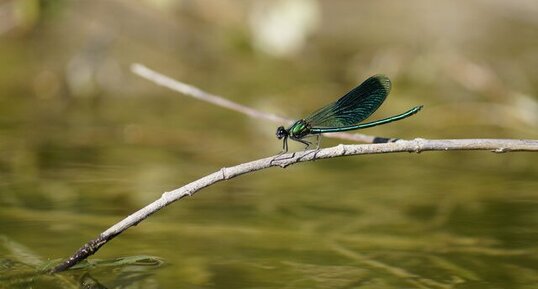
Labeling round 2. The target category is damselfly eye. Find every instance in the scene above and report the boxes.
[276,126,287,139]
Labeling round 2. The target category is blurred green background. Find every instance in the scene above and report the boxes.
[1,0,537,288]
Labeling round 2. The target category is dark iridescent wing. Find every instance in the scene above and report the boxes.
[303,75,391,128]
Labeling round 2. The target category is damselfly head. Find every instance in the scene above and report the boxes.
[276,126,288,139]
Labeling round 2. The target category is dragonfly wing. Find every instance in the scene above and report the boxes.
[304,75,391,127]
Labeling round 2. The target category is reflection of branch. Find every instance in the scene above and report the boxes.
[329,240,456,288]
[131,63,380,143]
[51,138,538,273]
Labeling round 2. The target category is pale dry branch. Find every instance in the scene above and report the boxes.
[51,138,538,273]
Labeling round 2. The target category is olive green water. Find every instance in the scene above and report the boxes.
[1,1,537,288]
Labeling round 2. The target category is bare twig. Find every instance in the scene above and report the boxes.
[51,138,538,273]
[131,63,287,124]
[131,63,380,143]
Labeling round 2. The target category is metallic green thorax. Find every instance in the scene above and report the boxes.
[289,120,311,139]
